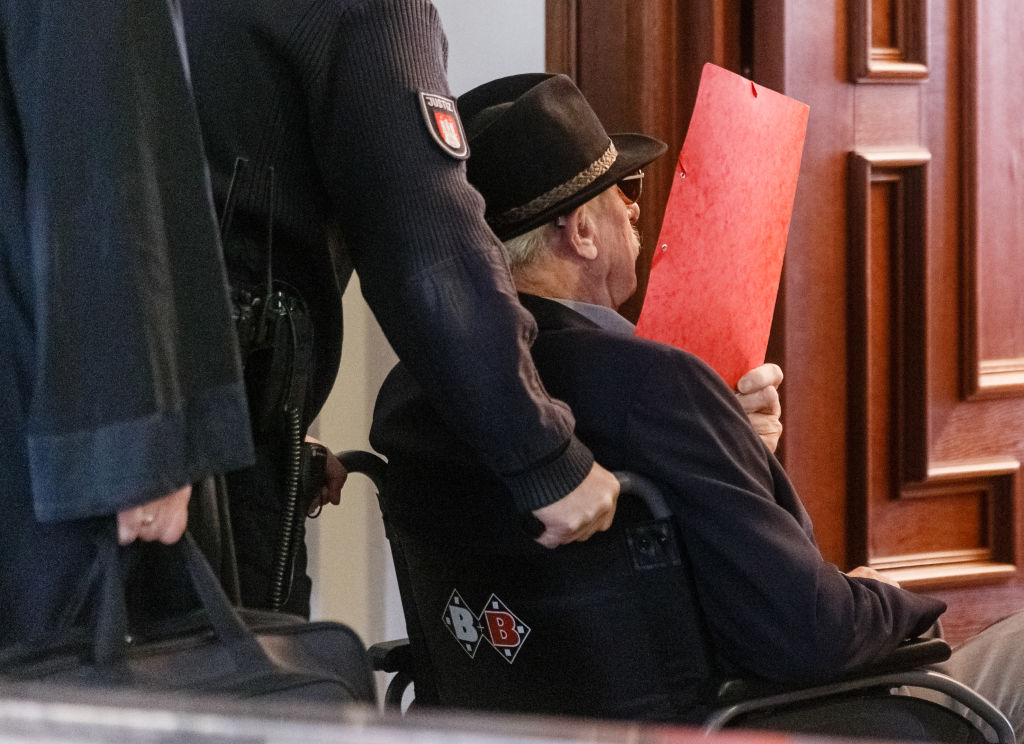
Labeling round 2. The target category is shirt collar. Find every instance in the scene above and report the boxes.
[549,298,636,336]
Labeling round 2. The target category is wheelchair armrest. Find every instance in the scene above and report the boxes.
[368,638,413,674]
[716,637,952,704]
[367,638,417,710]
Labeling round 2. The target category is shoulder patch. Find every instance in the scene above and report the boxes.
[418,91,469,160]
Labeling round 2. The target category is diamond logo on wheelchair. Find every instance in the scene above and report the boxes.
[443,589,531,663]
[443,590,483,658]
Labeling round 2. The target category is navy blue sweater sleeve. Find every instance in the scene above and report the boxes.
[310,0,593,509]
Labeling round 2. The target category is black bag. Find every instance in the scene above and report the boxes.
[0,531,375,704]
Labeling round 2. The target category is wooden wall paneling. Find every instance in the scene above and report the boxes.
[921,0,1024,642]
[847,150,929,563]
[876,153,930,484]
[849,0,928,81]
[962,0,1024,399]
[545,0,577,81]
[923,0,1024,604]
[766,0,1024,641]
[847,150,1017,587]
[889,462,1017,584]
[850,0,1024,643]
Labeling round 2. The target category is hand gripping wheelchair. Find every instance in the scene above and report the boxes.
[338,451,1014,743]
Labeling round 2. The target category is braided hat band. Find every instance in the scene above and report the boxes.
[488,142,618,233]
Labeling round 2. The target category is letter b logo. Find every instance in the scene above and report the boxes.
[484,611,520,647]
[448,605,479,643]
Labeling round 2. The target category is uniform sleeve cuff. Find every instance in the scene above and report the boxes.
[503,436,595,513]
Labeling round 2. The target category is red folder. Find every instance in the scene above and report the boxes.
[635,63,809,389]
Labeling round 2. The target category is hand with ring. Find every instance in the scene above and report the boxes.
[116,486,192,545]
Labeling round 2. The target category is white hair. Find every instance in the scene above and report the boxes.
[503,199,596,271]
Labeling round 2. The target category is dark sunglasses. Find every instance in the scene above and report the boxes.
[616,169,644,204]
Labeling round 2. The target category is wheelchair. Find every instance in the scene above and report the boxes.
[338,450,1014,743]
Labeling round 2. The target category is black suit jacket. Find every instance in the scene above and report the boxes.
[0,0,253,645]
[371,294,945,705]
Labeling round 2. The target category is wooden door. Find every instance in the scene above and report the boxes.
[550,0,1024,645]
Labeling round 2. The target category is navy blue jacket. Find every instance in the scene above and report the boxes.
[0,0,252,643]
[371,294,946,698]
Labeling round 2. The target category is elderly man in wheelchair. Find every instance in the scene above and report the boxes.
[362,73,1021,743]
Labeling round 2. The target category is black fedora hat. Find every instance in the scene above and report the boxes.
[459,73,667,241]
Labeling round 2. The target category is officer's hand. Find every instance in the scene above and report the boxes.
[117,485,191,545]
[532,463,619,549]
[736,363,784,452]
[306,435,348,515]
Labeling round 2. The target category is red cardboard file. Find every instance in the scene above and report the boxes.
[635,63,808,389]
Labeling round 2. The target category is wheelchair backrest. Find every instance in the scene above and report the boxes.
[379,464,718,723]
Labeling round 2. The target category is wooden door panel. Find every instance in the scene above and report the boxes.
[965,1,1024,395]
[774,0,1024,643]
[550,0,1024,645]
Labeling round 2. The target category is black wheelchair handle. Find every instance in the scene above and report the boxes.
[336,449,388,492]
[613,470,672,520]
[521,470,671,539]
[334,450,672,537]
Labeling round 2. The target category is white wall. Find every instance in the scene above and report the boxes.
[305,0,545,677]
[432,0,546,95]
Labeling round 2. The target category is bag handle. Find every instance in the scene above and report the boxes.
[92,529,274,675]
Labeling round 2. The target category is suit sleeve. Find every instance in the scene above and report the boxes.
[625,347,945,682]
[7,0,254,522]
[310,0,593,511]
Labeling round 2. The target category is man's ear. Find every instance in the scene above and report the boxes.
[558,207,598,261]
